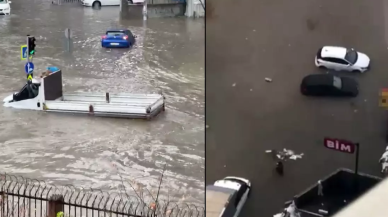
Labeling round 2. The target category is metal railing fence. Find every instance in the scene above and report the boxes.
[0,174,204,217]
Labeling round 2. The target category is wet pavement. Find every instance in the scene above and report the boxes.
[206,0,388,216]
[0,0,204,203]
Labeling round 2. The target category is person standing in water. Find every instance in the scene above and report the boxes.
[276,160,284,175]
[379,146,388,174]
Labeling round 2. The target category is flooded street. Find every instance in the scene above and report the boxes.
[0,0,204,203]
[206,0,387,215]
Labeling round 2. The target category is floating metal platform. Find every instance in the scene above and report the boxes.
[3,70,165,119]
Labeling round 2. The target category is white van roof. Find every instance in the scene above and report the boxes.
[206,190,230,217]
[206,185,235,217]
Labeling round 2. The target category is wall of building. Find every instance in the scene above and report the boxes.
[120,0,205,18]
[148,3,185,18]
[120,0,185,19]
[147,0,204,18]
[186,0,204,18]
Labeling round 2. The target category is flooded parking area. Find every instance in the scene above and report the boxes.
[0,0,204,203]
[206,0,388,215]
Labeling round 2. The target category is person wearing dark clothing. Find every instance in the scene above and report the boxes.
[276,161,284,175]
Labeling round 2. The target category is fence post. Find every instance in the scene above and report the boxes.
[47,194,64,217]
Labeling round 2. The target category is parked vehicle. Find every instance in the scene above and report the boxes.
[81,0,119,7]
[129,0,145,4]
[81,0,144,7]
[315,46,370,73]
[300,74,359,97]
[101,29,136,48]
[206,176,251,217]
[0,0,11,15]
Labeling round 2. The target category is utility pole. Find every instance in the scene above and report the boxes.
[142,0,148,21]
[64,28,73,53]
[153,164,166,216]
[26,35,36,81]
[26,35,30,65]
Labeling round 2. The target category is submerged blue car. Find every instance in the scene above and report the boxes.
[101,29,136,48]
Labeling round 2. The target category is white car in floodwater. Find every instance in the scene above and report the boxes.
[81,0,144,7]
[206,176,251,217]
[315,46,371,73]
[130,0,145,4]
[0,0,11,15]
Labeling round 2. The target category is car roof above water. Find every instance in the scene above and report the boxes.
[106,29,129,32]
[302,74,334,86]
[320,46,347,59]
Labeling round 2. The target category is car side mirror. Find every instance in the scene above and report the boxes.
[8,1,12,3]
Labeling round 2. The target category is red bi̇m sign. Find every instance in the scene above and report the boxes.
[323,138,356,154]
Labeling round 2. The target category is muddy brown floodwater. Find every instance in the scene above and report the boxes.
[0,0,204,204]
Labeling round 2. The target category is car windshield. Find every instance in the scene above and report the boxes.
[344,49,358,64]
[206,188,233,217]
[333,76,342,89]
[106,32,125,36]
[0,0,8,4]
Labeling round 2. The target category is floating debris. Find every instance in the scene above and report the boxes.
[266,149,304,161]
[265,78,272,82]
[232,83,236,87]
[273,201,301,217]
[379,146,388,173]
